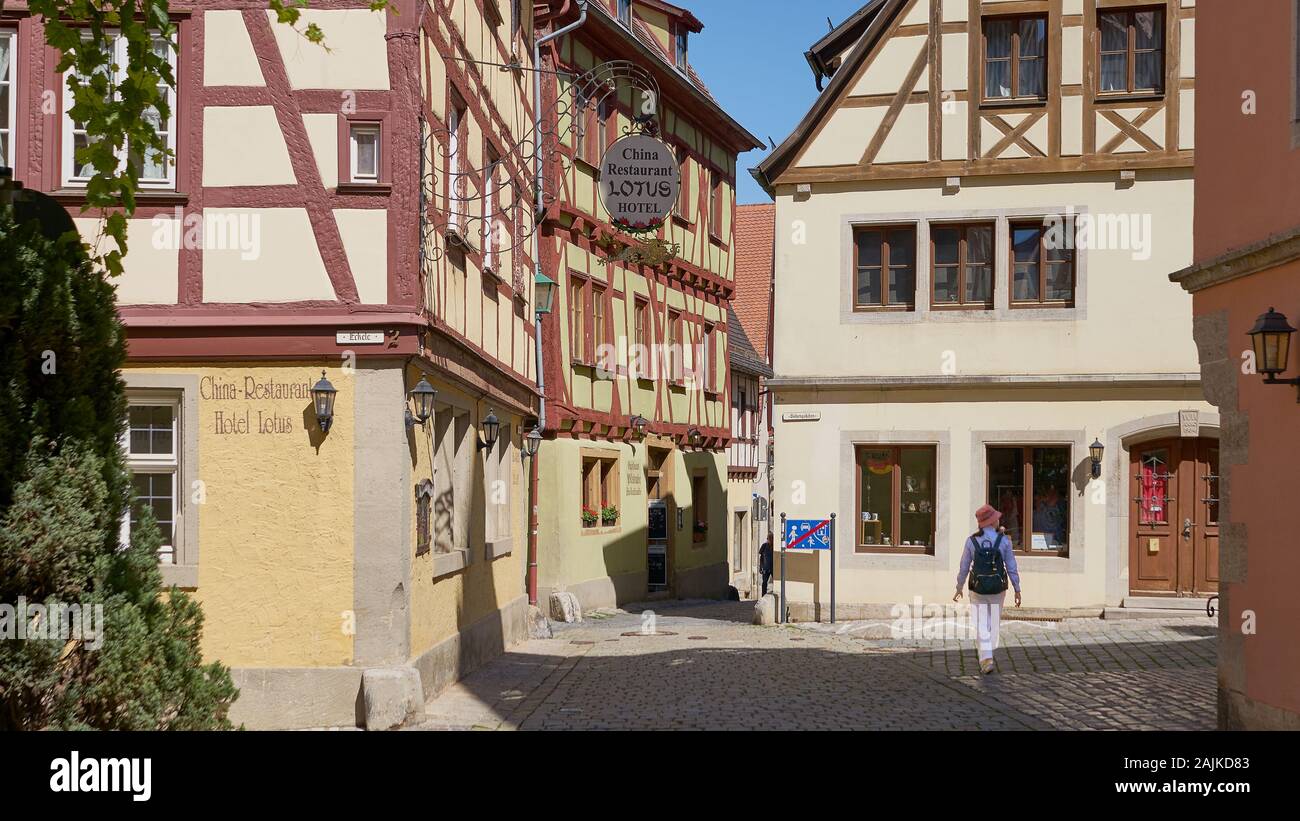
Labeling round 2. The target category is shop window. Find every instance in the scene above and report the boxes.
[853,226,916,310]
[1098,7,1165,97]
[983,15,1047,103]
[986,445,1071,555]
[855,446,936,553]
[931,223,994,309]
[1010,221,1075,307]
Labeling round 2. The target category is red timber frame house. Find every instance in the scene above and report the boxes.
[2,0,543,729]
[529,0,762,610]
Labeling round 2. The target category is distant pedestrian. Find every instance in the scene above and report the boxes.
[953,505,1022,674]
[758,539,773,596]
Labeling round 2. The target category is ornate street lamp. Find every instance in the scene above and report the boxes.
[406,377,438,428]
[534,271,557,315]
[1248,307,1299,401]
[687,427,702,446]
[524,427,543,458]
[311,371,338,433]
[629,413,649,439]
[478,409,501,451]
[1089,438,1105,479]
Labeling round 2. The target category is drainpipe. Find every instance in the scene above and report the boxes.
[527,1,588,607]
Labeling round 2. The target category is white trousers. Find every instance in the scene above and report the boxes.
[969,591,1005,662]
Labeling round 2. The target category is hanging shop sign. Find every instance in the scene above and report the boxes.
[598,134,680,233]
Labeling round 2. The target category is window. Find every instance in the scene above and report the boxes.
[416,480,434,556]
[485,424,511,544]
[63,32,176,187]
[581,452,619,528]
[709,171,723,237]
[632,298,650,378]
[447,96,466,233]
[702,323,717,393]
[618,0,632,27]
[675,147,691,220]
[592,284,607,351]
[932,224,994,308]
[1098,8,1165,96]
[675,28,689,70]
[692,474,708,543]
[483,146,500,272]
[853,226,916,310]
[0,29,15,170]
[569,276,587,363]
[1010,221,1075,306]
[986,446,1071,555]
[594,96,610,163]
[983,16,1047,102]
[123,401,180,564]
[349,123,381,183]
[667,308,683,382]
[634,298,649,349]
[855,446,936,552]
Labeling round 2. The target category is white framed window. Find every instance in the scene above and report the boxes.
[121,396,180,565]
[618,0,632,27]
[675,28,688,71]
[349,122,381,183]
[62,32,176,189]
[0,29,16,171]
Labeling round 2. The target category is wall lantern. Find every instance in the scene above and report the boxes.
[478,409,501,451]
[1248,307,1299,401]
[406,377,438,429]
[534,271,558,315]
[687,427,702,446]
[524,427,543,458]
[629,413,649,439]
[1089,438,1105,479]
[311,371,338,433]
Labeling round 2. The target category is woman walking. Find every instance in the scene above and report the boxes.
[953,505,1022,674]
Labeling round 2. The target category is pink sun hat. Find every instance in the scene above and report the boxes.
[975,504,1001,529]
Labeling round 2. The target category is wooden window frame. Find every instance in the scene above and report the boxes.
[985,444,1072,558]
[1008,220,1075,308]
[673,146,691,224]
[592,283,609,356]
[581,450,620,531]
[1096,6,1167,100]
[415,479,434,556]
[691,471,709,544]
[675,27,689,70]
[569,275,588,365]
[852,225,917,312]
[980,14,1049,107]
[667,308,685,386]
[929,222,995,310]
[853,445,937,555]
[708,170,723,241]
[446,92,468,235]
[617,0,632,27]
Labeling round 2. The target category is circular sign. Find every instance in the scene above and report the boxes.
[598,134,680,233]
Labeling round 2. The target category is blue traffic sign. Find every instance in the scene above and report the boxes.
[784,518,831,550]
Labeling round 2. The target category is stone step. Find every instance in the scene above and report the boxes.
[1122,595,1213,611]
[1104,606,1214,620]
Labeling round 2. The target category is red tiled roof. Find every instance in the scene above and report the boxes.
[733,203,775,361]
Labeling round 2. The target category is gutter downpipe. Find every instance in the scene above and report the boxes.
[527,0,588,607]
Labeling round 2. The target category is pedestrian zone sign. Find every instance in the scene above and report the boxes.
[784,519,831,550]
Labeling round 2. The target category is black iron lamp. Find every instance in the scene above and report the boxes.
[478,409,501,451]
[687,426,702,446]
[524,427,543,458]
[1089,438,1104,479]
[406,377,438,428]
[311,371,338,433]
[629,413,649,439]
[534,271,557,315]
[1247,307,1299,401]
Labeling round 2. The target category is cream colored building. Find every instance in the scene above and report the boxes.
[754,0,1215,619]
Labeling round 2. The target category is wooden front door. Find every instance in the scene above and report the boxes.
[1128,438,1220,596]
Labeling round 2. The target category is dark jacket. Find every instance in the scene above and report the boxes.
[758,541,773,574]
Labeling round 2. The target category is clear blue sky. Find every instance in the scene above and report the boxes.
[685,0,869,204]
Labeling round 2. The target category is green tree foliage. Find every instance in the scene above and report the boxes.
[0,208,237,730]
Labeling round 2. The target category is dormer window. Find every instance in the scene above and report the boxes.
[618,0,632,27]
[676,28,689,70]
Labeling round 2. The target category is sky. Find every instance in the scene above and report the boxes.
[684,0,870,204]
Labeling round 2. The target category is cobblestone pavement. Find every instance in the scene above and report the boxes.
[410,600,1216,731]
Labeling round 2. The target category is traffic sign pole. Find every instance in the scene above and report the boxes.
[830,512,836,625]
[779,512,786,625]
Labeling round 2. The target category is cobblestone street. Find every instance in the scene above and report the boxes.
[412,601,1217,731]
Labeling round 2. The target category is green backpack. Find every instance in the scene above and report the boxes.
[968,532,1008,595]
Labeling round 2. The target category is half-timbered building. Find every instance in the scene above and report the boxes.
[5,0,540,728]
[531,0,761,610]
[755,0,1215,617]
